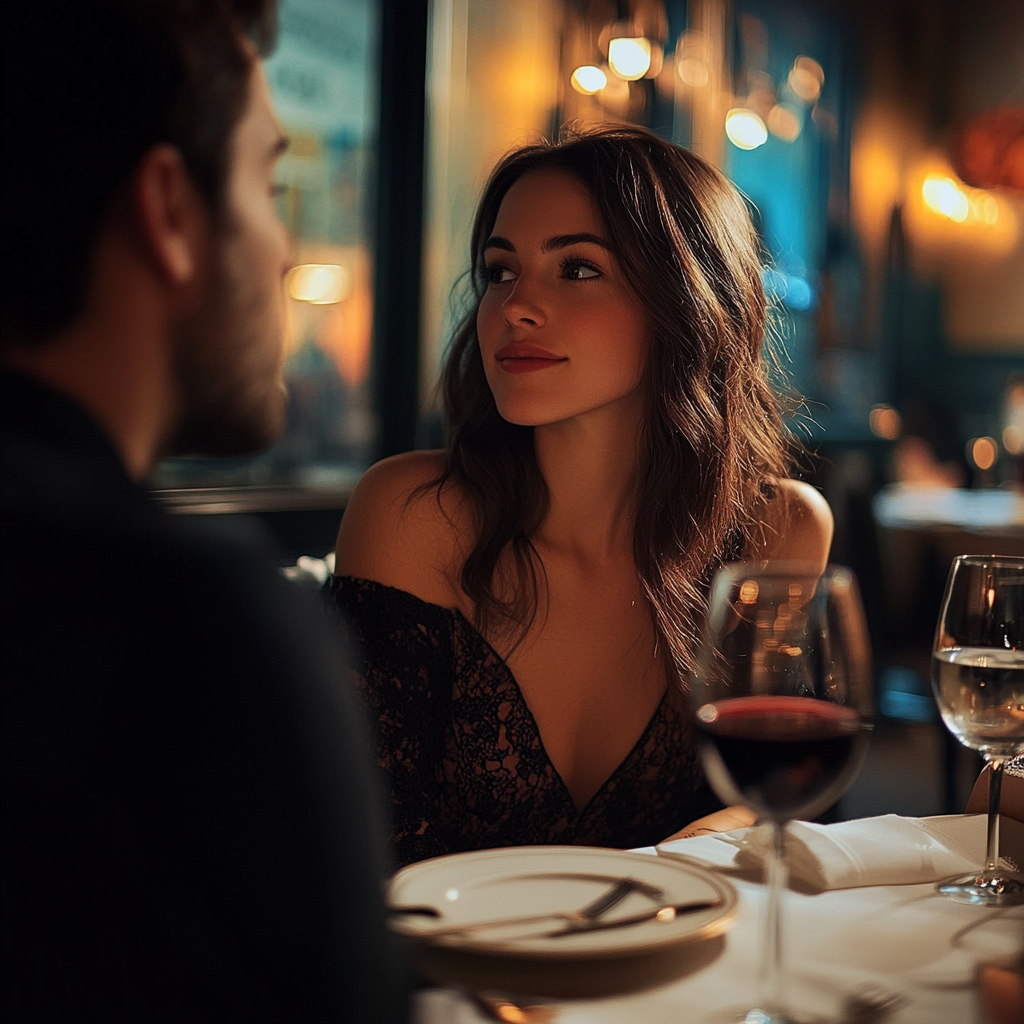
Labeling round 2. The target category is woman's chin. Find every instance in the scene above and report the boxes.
[494,399,562,428]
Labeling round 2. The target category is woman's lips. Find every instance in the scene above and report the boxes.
[496,343,566,374]
[499,356,565,373]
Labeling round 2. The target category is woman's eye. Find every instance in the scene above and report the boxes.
[483,265,516,284]
[562,261,600,281]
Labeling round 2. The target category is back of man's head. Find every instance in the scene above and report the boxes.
[1,0,278,347]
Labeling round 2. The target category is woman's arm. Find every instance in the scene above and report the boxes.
[660,805,758,843]
[965,758,1024,823]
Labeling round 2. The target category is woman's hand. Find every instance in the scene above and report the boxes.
[660,805,757,844]
[965,761,1024,823]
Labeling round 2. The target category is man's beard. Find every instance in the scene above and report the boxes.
[164,235,287,459]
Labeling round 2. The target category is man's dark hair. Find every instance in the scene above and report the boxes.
[1,0,278,346]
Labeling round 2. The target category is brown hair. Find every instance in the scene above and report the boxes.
[435,124,793,680]
[2,0,278,345]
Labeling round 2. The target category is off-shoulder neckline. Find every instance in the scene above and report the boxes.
[330,573,676,816]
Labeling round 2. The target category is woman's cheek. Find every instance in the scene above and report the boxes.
[476,296,502,346]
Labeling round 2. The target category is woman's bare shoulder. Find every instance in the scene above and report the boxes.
[333,450,473,608]
[749,478,834,572]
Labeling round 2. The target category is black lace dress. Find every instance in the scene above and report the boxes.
[327,576,721,868]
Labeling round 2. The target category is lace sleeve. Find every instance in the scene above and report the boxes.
[325,576,454,866]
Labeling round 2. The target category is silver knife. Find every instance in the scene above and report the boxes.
[543,898,722,937]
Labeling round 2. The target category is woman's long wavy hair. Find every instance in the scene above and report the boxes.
[432,124,793,681]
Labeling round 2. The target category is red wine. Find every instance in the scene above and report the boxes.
[696,696,868,822]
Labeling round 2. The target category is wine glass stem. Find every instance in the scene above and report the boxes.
[984,757,1006,874]
[759,820,788,1014]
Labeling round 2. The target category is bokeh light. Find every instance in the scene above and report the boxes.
[784,276,813,310]
[570,65,607,94]
[287,264,350,304]
[788,56,824,102]
[1004,424,1023,456]
[678,55,709,87]
[922,175,970,222]
[676,30,710,87]
[969,192,1000,225]
[725,108,768,150]
[608,37,651,80]
[767,105,801,142]
[869,405,902,440]
[906,159,1020,258]
[968,436,998,471]
[597,71,630,108]
[762,268,815,310]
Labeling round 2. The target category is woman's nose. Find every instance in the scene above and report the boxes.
[501,280,546,328]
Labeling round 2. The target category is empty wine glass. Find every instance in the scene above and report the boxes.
[690,562,874,1024]
[932,554,1024,906]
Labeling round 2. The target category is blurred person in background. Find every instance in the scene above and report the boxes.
[330,125,832,867]
[892,398,967,489]
[1,2,406,1019]
[1002,378,1024,488]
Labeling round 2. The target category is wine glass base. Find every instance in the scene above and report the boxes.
[936,871,1024,907]
[739,1010,796,1024]
[707,987,905,1024]
[705,1007,801,1024]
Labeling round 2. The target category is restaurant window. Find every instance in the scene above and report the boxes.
[152,0,380,495]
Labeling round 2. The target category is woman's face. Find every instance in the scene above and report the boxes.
[476,170,648,428]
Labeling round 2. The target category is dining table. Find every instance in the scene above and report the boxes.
[412,815,1024,1024]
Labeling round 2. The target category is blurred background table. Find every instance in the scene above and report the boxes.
[865,486,1024,815]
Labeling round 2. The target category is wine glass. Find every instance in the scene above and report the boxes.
[690,562,874,1024]
[931,554,1024,907]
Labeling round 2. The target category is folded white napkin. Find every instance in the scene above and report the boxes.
[656,814,1024,893]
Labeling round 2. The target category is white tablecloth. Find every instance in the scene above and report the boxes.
[415,846,1024,1023]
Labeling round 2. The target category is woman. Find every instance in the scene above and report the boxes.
[330,125,832,867]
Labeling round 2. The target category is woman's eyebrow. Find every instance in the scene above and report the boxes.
[482,232,611,253]
[542,232,610,251]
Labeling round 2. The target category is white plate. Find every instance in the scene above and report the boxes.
[388,845,737,959]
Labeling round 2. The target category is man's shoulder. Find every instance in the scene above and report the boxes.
[0,455,287,639]
[1,412,157,546]
[0,397,330,677]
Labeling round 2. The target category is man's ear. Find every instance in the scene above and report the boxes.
[130,144,208,285]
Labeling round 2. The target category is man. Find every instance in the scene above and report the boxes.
[1,2,407,1019]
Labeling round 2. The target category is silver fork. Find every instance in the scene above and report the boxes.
[839,987,905,1024]
[416,876,645,938]
[466,989,558,1023]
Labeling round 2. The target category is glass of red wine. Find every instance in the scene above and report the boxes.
[690,562,874,1024]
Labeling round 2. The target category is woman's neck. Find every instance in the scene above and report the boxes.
[532,394,644,564]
